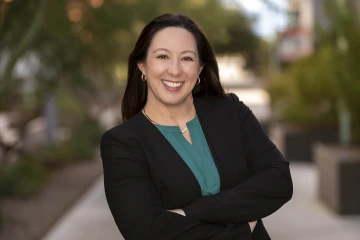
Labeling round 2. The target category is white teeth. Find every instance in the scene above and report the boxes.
[162,80,182,88]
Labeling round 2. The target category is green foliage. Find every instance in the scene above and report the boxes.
[66,116,104,161]
[55,87,88,125]
[37,116,104,168]
[0,116,102,198]
[0,160,50,197]
[268,45,339,127]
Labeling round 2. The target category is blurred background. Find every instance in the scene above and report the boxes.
[0,0,360,239]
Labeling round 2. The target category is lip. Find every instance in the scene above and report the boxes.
[161,79,184,83]
[161,79,184,91]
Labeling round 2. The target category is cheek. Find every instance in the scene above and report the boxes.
[146,59,165,76]
[183,64,200,78]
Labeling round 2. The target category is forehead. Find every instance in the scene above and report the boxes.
[149,27,198,52]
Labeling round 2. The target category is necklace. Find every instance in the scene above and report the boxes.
[142,109,188,134]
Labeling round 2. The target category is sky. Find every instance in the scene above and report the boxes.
[235,0,288,39]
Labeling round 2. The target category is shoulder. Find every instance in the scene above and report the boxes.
[196,93,255,132]
[195,92,248,113]
[100,112,144,148]
[100,114,148,165]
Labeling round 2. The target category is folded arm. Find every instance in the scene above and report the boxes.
[100,129,253,240]
[182,93,293,223]
[167,209,258,232]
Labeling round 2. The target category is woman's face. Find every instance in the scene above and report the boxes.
[138,27,203,107]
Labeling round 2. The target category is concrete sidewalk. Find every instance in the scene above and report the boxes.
[42,176,122,240]
[263,163,360,240]
[42,163,360,240]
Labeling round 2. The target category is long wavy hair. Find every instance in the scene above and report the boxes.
[122,13,225,122]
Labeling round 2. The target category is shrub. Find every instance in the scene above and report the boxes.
[0,160,50,197]
[37,116,104,168]
[268,45,339,128]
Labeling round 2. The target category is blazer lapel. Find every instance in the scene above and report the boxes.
[194,97,225,189]
[134,111,202,199]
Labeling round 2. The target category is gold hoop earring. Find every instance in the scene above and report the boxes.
[196,77,201,85]
[141,74,146,81]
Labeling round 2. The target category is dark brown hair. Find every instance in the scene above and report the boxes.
[122,13,225,122]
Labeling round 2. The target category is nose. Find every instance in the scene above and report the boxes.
[167,58,182,76]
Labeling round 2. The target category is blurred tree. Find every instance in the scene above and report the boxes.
[0,0,48,97]
[268,44,339,127]
[1,0,261,96]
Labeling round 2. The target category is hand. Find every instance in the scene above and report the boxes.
[167,209,186,216]
[248,220,257,233]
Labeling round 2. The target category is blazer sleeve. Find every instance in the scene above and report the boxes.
[182,93,293,223]
[100,128,253,240]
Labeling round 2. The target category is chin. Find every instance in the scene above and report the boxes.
[161,98,183,106]
[160,95,189,106]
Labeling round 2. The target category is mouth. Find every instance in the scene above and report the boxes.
[161,80,184,90]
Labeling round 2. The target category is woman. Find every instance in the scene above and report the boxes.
[100,13,293,240]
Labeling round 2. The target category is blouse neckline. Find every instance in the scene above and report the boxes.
[155,115,199,133]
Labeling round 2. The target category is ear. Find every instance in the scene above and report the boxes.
[137,62,145,75]
[199,65,204,75]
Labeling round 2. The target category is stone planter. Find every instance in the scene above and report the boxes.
[269,122,338,162]
[313,142,360,214]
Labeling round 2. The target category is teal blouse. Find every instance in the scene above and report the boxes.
[155,115,220,196]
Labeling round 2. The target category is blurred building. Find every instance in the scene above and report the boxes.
[276,25,313,63]
[276,0,326,64]
[276,0,359,65]
[217,55,271,123]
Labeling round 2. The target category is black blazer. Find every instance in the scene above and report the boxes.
[100,93,293,240]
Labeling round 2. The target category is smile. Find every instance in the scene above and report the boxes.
[161,80,184,88]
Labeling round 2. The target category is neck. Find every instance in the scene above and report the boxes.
[143,96,196,125]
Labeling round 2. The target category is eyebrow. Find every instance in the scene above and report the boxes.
[152,48,197,57]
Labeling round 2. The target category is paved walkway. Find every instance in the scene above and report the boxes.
[42,163,360,240]
[263,163,360,240]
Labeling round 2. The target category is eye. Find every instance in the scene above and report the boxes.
[182,56,193,61]
[157,55,168,59]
